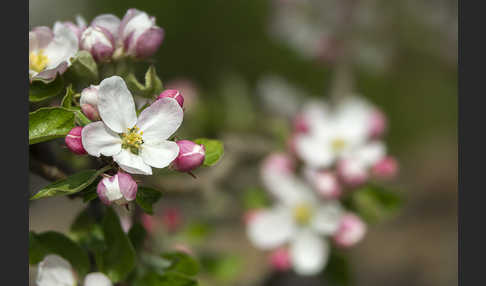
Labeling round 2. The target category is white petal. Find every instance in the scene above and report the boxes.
[295,135,335,168]
[353,141,386,166]
[263,171,315,206]
[247,206,295,249]
[91,14,121,36]
[36,254,76,286]
[311,201,343,235]
[44,24,78,69]
[84,272,113,286]
[290,230,329,275]
[98,76,137,133]
[123,12,153,50]
[113,149,152,175]
[140,140,179,168]
[136,98,183,141]
[82,122,122,157]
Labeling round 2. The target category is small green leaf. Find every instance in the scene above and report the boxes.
[242,187,269,210]
[134,272,198,286]
[29,232,47,265]
[349,184,403,223]
[31,167,110,200]
[161,252,199,277]
[100,207,136,283]
[29,231,91,278]
[180,221,212,245]
[136,187,162,214]
[200,254,242,282]
[65,51,99,88]
[29,107,76,144]
[128,223,147,251]
[61,85,76,108]
[126,65,163,98]
[193,138,224,166]
[29,75,65,102]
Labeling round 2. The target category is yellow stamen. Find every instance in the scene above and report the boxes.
[121,126,144,154]
[331,138,347,152]
[293,203,313,225]
[29,49,49,73]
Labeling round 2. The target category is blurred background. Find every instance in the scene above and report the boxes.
[29,0,457,285]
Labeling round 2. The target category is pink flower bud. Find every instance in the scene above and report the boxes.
[172,140,206,172]
[165,79,199,111]
[162,208,182,232]
[80,85,100,121]
[304,169,342,199]
[242,209,263,225]
[268,248,291,271]
[65,126,87,155]
[80,26,115,62]
[141,213,156,233]
[261,153,295,176]
[97,171,137,205]
[337,159,369,187]
[157,89,184,107]
[368,109,387,138]
[333,213,367,247]
[292,113,309,133]
[372,156,398,179]
[119,9,164,59]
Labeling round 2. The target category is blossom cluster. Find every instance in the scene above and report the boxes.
[245,95,398,275]
[29,8,164,81]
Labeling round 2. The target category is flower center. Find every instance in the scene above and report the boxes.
[331,138,347,152]
[29,49,49,73]
[293,203,313,226]
[121,126,144,155]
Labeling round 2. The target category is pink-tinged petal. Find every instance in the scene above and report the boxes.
[91,14,121,36]
[65,126,87,155]
[337,159,369,187]
[136,98,183,141]
[119,8,143,41]
[246,206,295,249]
[261,153,295,176]
[140,140,180,169]
[290,230,329,275]
[43,24,78,69]
[141,213,155,233]
[82,121,122,157]
[304,168,341,199]
[333,213,367,247]
[369,109,387,138]
[97,175,122,205]
[80,85,100,120]
[33,62,68,82]
[172,140,205,172]
[134,26,164,58]
[116,171,138,201]
[80,26,114,62]
[97,76,137,133]
[162,208,182,232]
[113,149,152,175]
[29,26,54,52]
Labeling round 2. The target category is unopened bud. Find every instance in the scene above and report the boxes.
[97,171,137,205]
[268,247,291,271]
[337,159,369,187]
[65,126,87,155]
[369,109,387,138]
[333,213,367,247]
[80,85,100,121]
[292,113,309,133]
[304,169,341,199]
[172,140,206,172]
[80,26,115,62]
[372,156,398,179]
[157,89,184,107]
[162,208,182,232]
[261,153,295,176]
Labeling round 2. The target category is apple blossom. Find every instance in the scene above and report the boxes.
[338,141,386,186]
[118,9,164,59]
[372,156,398,179]
[80,26,115,62]
[303,168,342,199]
[97,171,138,206]
[80,85,100,121]
[36,254,112,286]
[269,247,291,271]
[81,76,183,175]
[172,140,206,172]
[157,89,184,108]
[333,213,367,247]
[29,24,78,81]
[65,126,87,155]
[60,15,87,42]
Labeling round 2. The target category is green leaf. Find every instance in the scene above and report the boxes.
[31,167,110,200]
[29,75,65,102]
[29,232,47,265]
[61,85,76,108]
[193,138,224,166]
[136,187,162,214]
[323,250,352,286]
[200,253,242,282]
[126,65,163,98]
[100,207,136,283]
[242,187,269,210]
[349,184,403,223]
[134,272,198,286]
[29,107,76,144]
[65,51,99,88]
[29,231,91,278]
[180,221,212,245]
[161,252,199,277]
[128,223,147,251]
